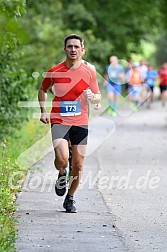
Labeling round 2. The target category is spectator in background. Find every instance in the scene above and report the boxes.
[158,62,167,106]
[139,59,148,82]
[139,59,148,98]
[124,57,133,96]
[145,64,158,108]
[104,55,125,117]
[126,62,143,111]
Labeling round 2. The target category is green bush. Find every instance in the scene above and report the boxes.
[0,140,26,252]
[0,51,35,140]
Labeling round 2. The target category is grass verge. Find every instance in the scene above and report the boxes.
[0,119,49,251]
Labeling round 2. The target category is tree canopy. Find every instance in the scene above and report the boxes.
[22,0,167,72]
[0,0,167,140]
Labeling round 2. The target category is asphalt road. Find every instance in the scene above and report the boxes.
[96,99,167,251]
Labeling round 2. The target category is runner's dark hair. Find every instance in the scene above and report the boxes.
[64,34,84,48]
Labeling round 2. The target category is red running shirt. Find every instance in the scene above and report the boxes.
[158,67,167,85]
[42,61,100,126]
[129,68,142,85]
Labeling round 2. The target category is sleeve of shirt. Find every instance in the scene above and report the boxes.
[42,69,53,90]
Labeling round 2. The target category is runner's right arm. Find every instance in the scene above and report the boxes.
[38,85,50,124]
[38,71,53,124]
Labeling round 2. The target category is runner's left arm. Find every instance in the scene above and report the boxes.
[86,68,101,104]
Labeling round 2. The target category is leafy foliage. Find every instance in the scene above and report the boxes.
[0,140,26,252]
[0,50,35,140]
[0,0,27,52]
[62,3,97,31]
[61,0,165,59]
[154,32,167,66]
[0,0,35,141]
[22,0,167,76]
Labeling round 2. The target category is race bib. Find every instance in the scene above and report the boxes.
[60,100,81,116]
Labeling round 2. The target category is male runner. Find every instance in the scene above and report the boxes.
[38,34,101,213]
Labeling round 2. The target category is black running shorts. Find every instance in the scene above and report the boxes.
[51,124,88,145]
[159,84,167,93]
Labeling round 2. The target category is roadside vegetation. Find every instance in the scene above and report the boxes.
[0,119,49,251]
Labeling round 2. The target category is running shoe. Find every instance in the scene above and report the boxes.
[105,107,117,117]
[55,170,67,196]
[111,110,117,117]
[106,107,113,115]
[63,196,77,213]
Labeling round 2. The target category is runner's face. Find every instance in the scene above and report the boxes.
[64,39,83,60]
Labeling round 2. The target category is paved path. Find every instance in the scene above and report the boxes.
[16,99,167,252]
[97,100,167,251]
[15,140,127,251]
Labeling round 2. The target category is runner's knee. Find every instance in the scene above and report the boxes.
[72,161,83,173]
[54,157,68,170]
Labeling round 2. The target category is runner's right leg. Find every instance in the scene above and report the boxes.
[53,138,69,196]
